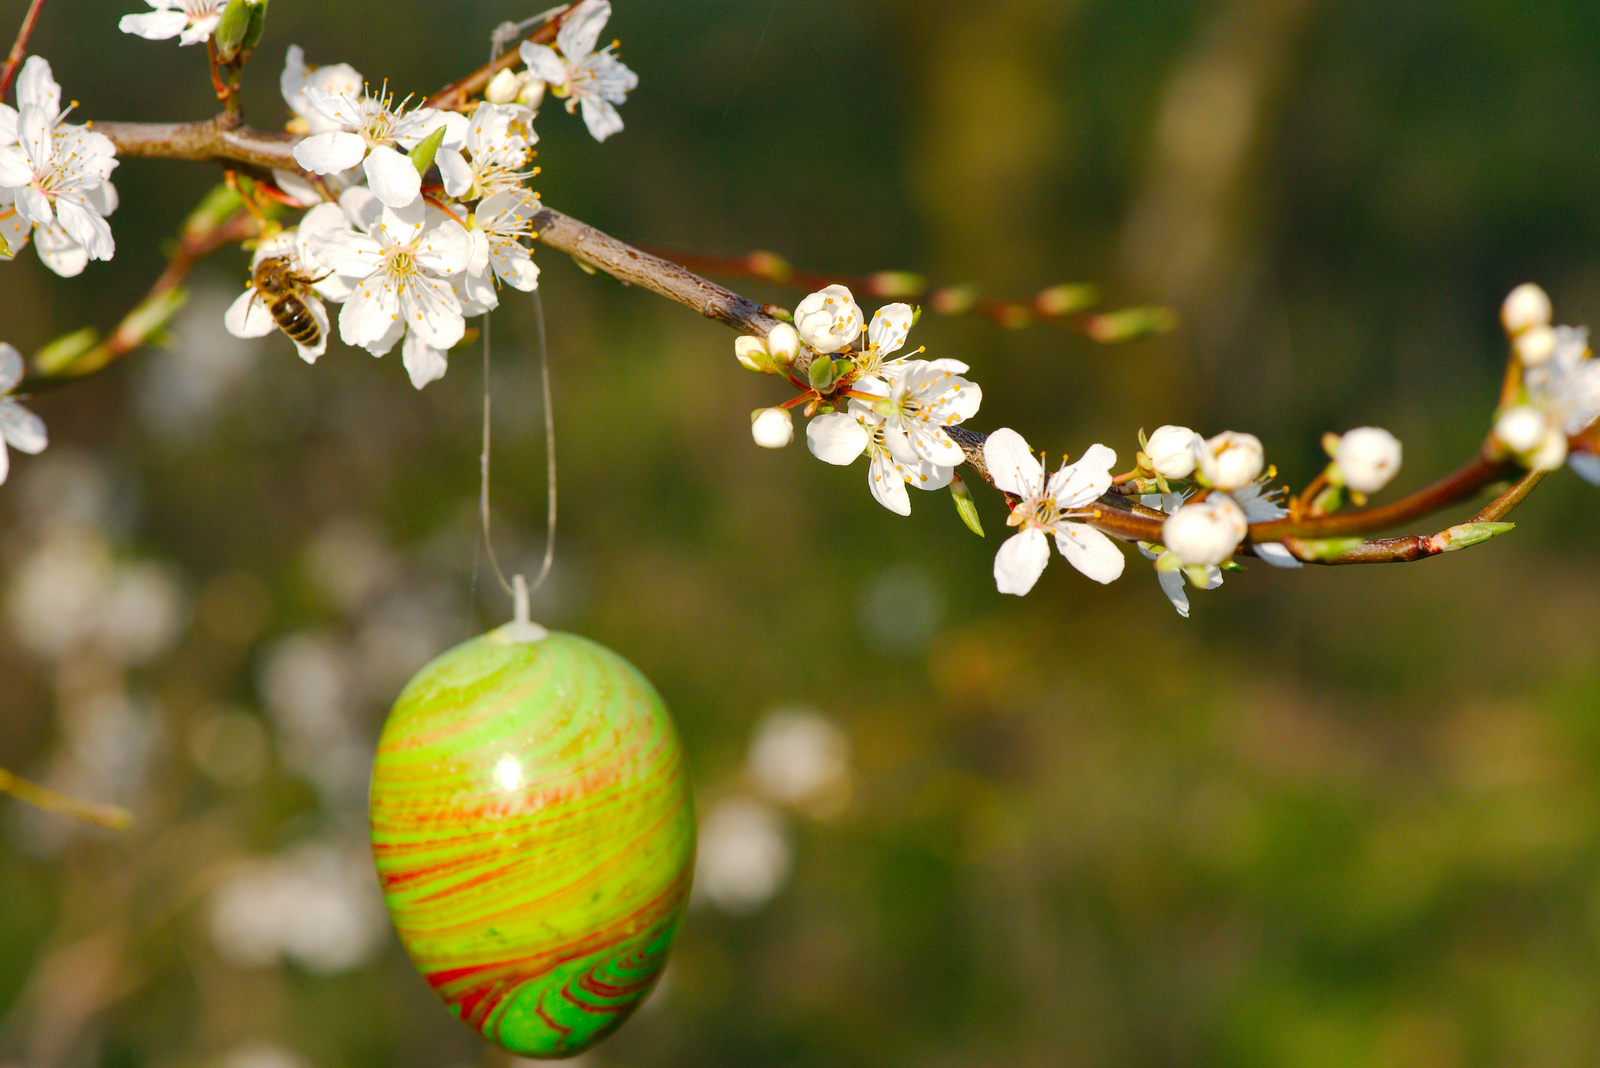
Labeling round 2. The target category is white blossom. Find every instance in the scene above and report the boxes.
[1143,424,1199,479]
[305,190,473,388]
[0,343,48,485]
[471,190,541,292]
[984,428,1124,594]
[1501,283,1552,337]
[805,391,952,516]
[520,0,638,142]
[292,87,464,209]
[792,284,863,354]
[1332,426,1401,494]
[438,103,535,201]
[852,302,915,381]
[1503,324,1600,471]
[0,67,119,276]
[877,359,981,468]
[1162,493,1247,567]
[1138,493,1221,617]
[118,0,222,46]
[1192,430,1264,491]
[750,407,794,449]
[280,46,364,135]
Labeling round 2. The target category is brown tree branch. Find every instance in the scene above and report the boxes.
[82,117,1555,558]
[0,0,46,100]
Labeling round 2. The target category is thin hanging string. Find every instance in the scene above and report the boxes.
[477,293,559,612]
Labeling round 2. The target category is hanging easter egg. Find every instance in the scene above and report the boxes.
[370,622,695,1059]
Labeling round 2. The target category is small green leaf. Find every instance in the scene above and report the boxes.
[242,0,269,51]
[409,125,447,177]
[33,328,101,376]
[1438,521,1515,551]
[950,476,984,537]
[214,0,253,60]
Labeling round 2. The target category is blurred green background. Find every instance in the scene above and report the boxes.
[3,1,1600,1066]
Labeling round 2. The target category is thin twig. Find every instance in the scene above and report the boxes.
[0,767,132,830]
[0,0,46,100]
[424,3,576,112]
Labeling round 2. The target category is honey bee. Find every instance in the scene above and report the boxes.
[250,255,328,349]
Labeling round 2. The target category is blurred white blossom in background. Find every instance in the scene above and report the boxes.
[208,839,387,973]
[693,797,792,915]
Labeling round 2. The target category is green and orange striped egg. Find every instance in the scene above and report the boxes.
[370,625,695,1059]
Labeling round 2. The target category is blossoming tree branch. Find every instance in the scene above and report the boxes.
[2,0,1598,620]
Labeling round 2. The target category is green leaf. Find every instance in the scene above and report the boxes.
[1438,521,1515,551]
[214,0,253,60]
[950,476,984,537]
[242,0,269,51]
[33,328,101,376]
[409,125,447,177]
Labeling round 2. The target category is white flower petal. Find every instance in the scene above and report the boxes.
[223,287,276,338]
[1569,451,1600,486]
[293,130,367,176]
[33,224,86,277]
[118,10,190,39]
[1157,568,1191,618]
[0,344,22,391]
[578,95,624,142]
[994,528,1050,596]
[412,217,473,277]
[867,302,913,357]
[1048,442,1117,508]
[805,412,868,465]
[338,282,400,348]
[0,398,48,454]
[1254,543,1303,569]
[520,42,569,86]
[363,145,423,208]
[17,56,60,118]
[867,449,911,515]
[982,427,1044,499]
[558,0,612,58]
[397,275,465,350]
[54,199,114,261]
[1053,523,1125,584]
[401,331,448,388]
[177,13,220,45]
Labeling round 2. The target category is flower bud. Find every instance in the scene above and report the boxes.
[750,407,794,449]
[485,68,521,104]
[1501,283,1552,336]
[1144,424,1198,479]
[766,322,800,366]
[1530,427,1568,471]
[734,336,774,374]
[1162,494,1248,567]
[1514,324,1557,367]
[1332,427,1402,494]
[792,284,862,354]
[1495,405,1548,453]
[517,77,547,111]
[1193,431,1264,491]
